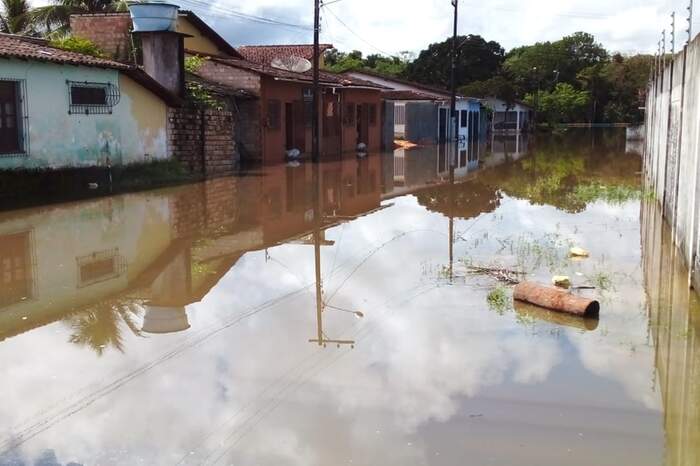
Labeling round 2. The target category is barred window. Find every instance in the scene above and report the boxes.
[68,81,120,115]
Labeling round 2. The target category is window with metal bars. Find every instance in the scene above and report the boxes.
[67,81,120,115]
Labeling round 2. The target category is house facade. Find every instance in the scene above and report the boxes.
[345,70,482,144]
[482,97,533,134]
[0,34,178,169]
[71,12,386,166]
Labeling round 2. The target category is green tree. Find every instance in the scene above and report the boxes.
[525,83,590,126]
[323,48,364,73]
[505,32,607,95]
[459,75,520,104]
[0,0,32,34]
[403,35,505,88]
[30,0,126,34]
[323,48,408,76]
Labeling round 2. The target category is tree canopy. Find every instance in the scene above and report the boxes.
[402,35,505,88]
[0,0,32,34]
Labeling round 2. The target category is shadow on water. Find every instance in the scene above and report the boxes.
[0,128,697,465]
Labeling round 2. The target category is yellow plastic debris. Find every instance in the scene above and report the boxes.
[569,247,590,258]
[552,275,572,288]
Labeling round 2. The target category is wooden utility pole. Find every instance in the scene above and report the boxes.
[450,0,459,156]
[312,0,321,163]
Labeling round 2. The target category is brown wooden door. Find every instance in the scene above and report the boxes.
[0,81,20,154]
[293,100,306,151]
[357,103,369,147]
[284,102,294,151]
[0,232,32,307]
[323,93,341,155]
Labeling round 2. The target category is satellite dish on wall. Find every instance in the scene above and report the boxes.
[271,56,313,73]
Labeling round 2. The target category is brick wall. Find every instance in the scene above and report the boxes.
[196,60,261,94]
[167,106,238,177]
[70,14,133,61]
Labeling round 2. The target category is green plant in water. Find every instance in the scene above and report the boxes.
[585,270,614,291]
[487,286,511,315]
[49,35,105,57]
[568,183,653,205]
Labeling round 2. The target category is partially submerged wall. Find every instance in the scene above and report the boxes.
[645,34,700,290]
[167,106,238,176]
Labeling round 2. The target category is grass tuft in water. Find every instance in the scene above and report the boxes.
[487,286,512,315]
[568,183,655,205]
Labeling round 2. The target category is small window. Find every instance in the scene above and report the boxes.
[343,103,355,126]
[77,249,126,287]
[67,81,120,115]
[267,99,281,130]
[460,110,468,128]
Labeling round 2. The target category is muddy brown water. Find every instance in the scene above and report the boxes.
[0,130,698,465]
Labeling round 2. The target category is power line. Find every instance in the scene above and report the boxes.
[323,4,397,57]
[176,0,313,30]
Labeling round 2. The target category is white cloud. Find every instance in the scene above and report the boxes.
[182,0,689,55]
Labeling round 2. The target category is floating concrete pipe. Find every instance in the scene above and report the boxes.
[128,2,179,32]
[141,305,190,334]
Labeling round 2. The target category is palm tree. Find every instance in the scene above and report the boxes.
[30,0,127,35]
[65,299,145,356]
[0,0,32,34]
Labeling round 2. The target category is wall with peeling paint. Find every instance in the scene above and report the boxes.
[0,58,168,169]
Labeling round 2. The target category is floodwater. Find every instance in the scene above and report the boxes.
[0,130,698,466]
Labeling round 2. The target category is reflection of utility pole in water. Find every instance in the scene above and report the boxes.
[308,163,357,348]
[448,162,455,282]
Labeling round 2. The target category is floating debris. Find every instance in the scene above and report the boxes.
[569,247,590,258]
[552,275,572,288]
[465,264,524,285]
[513,281,600,317]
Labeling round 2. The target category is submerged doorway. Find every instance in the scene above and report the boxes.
[356,103,369,147]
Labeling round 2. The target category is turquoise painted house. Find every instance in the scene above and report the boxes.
[0,33,179,169]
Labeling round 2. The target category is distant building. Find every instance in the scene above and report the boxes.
[71,12,386,165]
[481,97,533,134]
[238,44,334,67]
[0,33,179,169]
[344,70,482,144]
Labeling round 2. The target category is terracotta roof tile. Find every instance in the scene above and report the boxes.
[381,90,442,101]
[0,33,131,70]
[237,44,333,65]
[0,33,181,106]
[188,50,387,90]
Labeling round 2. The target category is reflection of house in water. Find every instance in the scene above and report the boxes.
[642,200,700,466]
[0,156,385,349]
[483,134,530,168]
